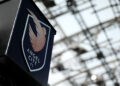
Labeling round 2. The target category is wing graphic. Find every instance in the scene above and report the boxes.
[28,9,46,52]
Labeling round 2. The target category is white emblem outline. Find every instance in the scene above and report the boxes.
[22,14,51,72]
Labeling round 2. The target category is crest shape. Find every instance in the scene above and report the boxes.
[22,10,51,72]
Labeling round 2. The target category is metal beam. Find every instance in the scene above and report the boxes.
[54,17,120,45]
[52,58,119,86]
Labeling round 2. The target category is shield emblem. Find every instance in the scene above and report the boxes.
[22,13,51,72]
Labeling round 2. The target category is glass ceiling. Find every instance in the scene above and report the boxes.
[35,0,120,86]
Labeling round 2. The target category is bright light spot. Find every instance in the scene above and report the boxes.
[91,75,97,81]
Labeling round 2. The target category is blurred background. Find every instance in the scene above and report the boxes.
[34,0,120,86]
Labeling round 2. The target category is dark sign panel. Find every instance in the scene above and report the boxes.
[3,0,56,86]
[22,10,51,72]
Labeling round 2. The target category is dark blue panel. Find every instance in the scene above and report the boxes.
[6,0,56,86]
